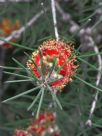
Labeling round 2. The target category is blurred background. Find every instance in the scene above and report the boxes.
[0,0,102,136]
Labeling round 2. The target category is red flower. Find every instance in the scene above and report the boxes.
[14,112,60,136]
[45,112,56,123]
[14,130,31,136]
[38,113,46,123]
[0,18,21,48]
[28,124,46,135]
[27,39,77,89]
[27,112,56,136]
[38,112,55,123]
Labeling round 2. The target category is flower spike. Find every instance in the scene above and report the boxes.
[27,39,77,90]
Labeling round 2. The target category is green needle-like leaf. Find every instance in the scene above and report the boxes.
[27,89,42,111]
[4,71,33,79]
[36,87,45,118]
[24,52,42,77]
[2,85,42,103]
[38,48,45,80]
[12,58,26,70]
[79,51,102,58]
[5,79,33,83]
[0,37,34,51]
[0,66,22,70]
[48,58,57,78]
[76,76,102,92]
[13,58,38,81]
[13,58,39,81]
[78,57,102,74]
[47,85,63,110]
[53,91,63,110]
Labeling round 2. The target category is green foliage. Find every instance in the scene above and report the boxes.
[0,0,102,136]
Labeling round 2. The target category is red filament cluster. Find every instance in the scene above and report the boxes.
[14,112,60,136]
[0,18,21,48]
[27,39,77,89]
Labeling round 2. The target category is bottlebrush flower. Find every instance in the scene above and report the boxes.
[14,130,32,136]
[0,18,21,48]
[14,112,60,136]
[27,112,59,136]
[28,124,46,135]
[27,39,77,89]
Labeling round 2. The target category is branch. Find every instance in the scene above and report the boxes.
[85,36,102,127]
[0,8,48,46]
[0,48,5,102]
[0,0,32,2]
[56,1,102,127]
[55,1,79,33]
[51,0,59,41]
[78,28,102,126]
